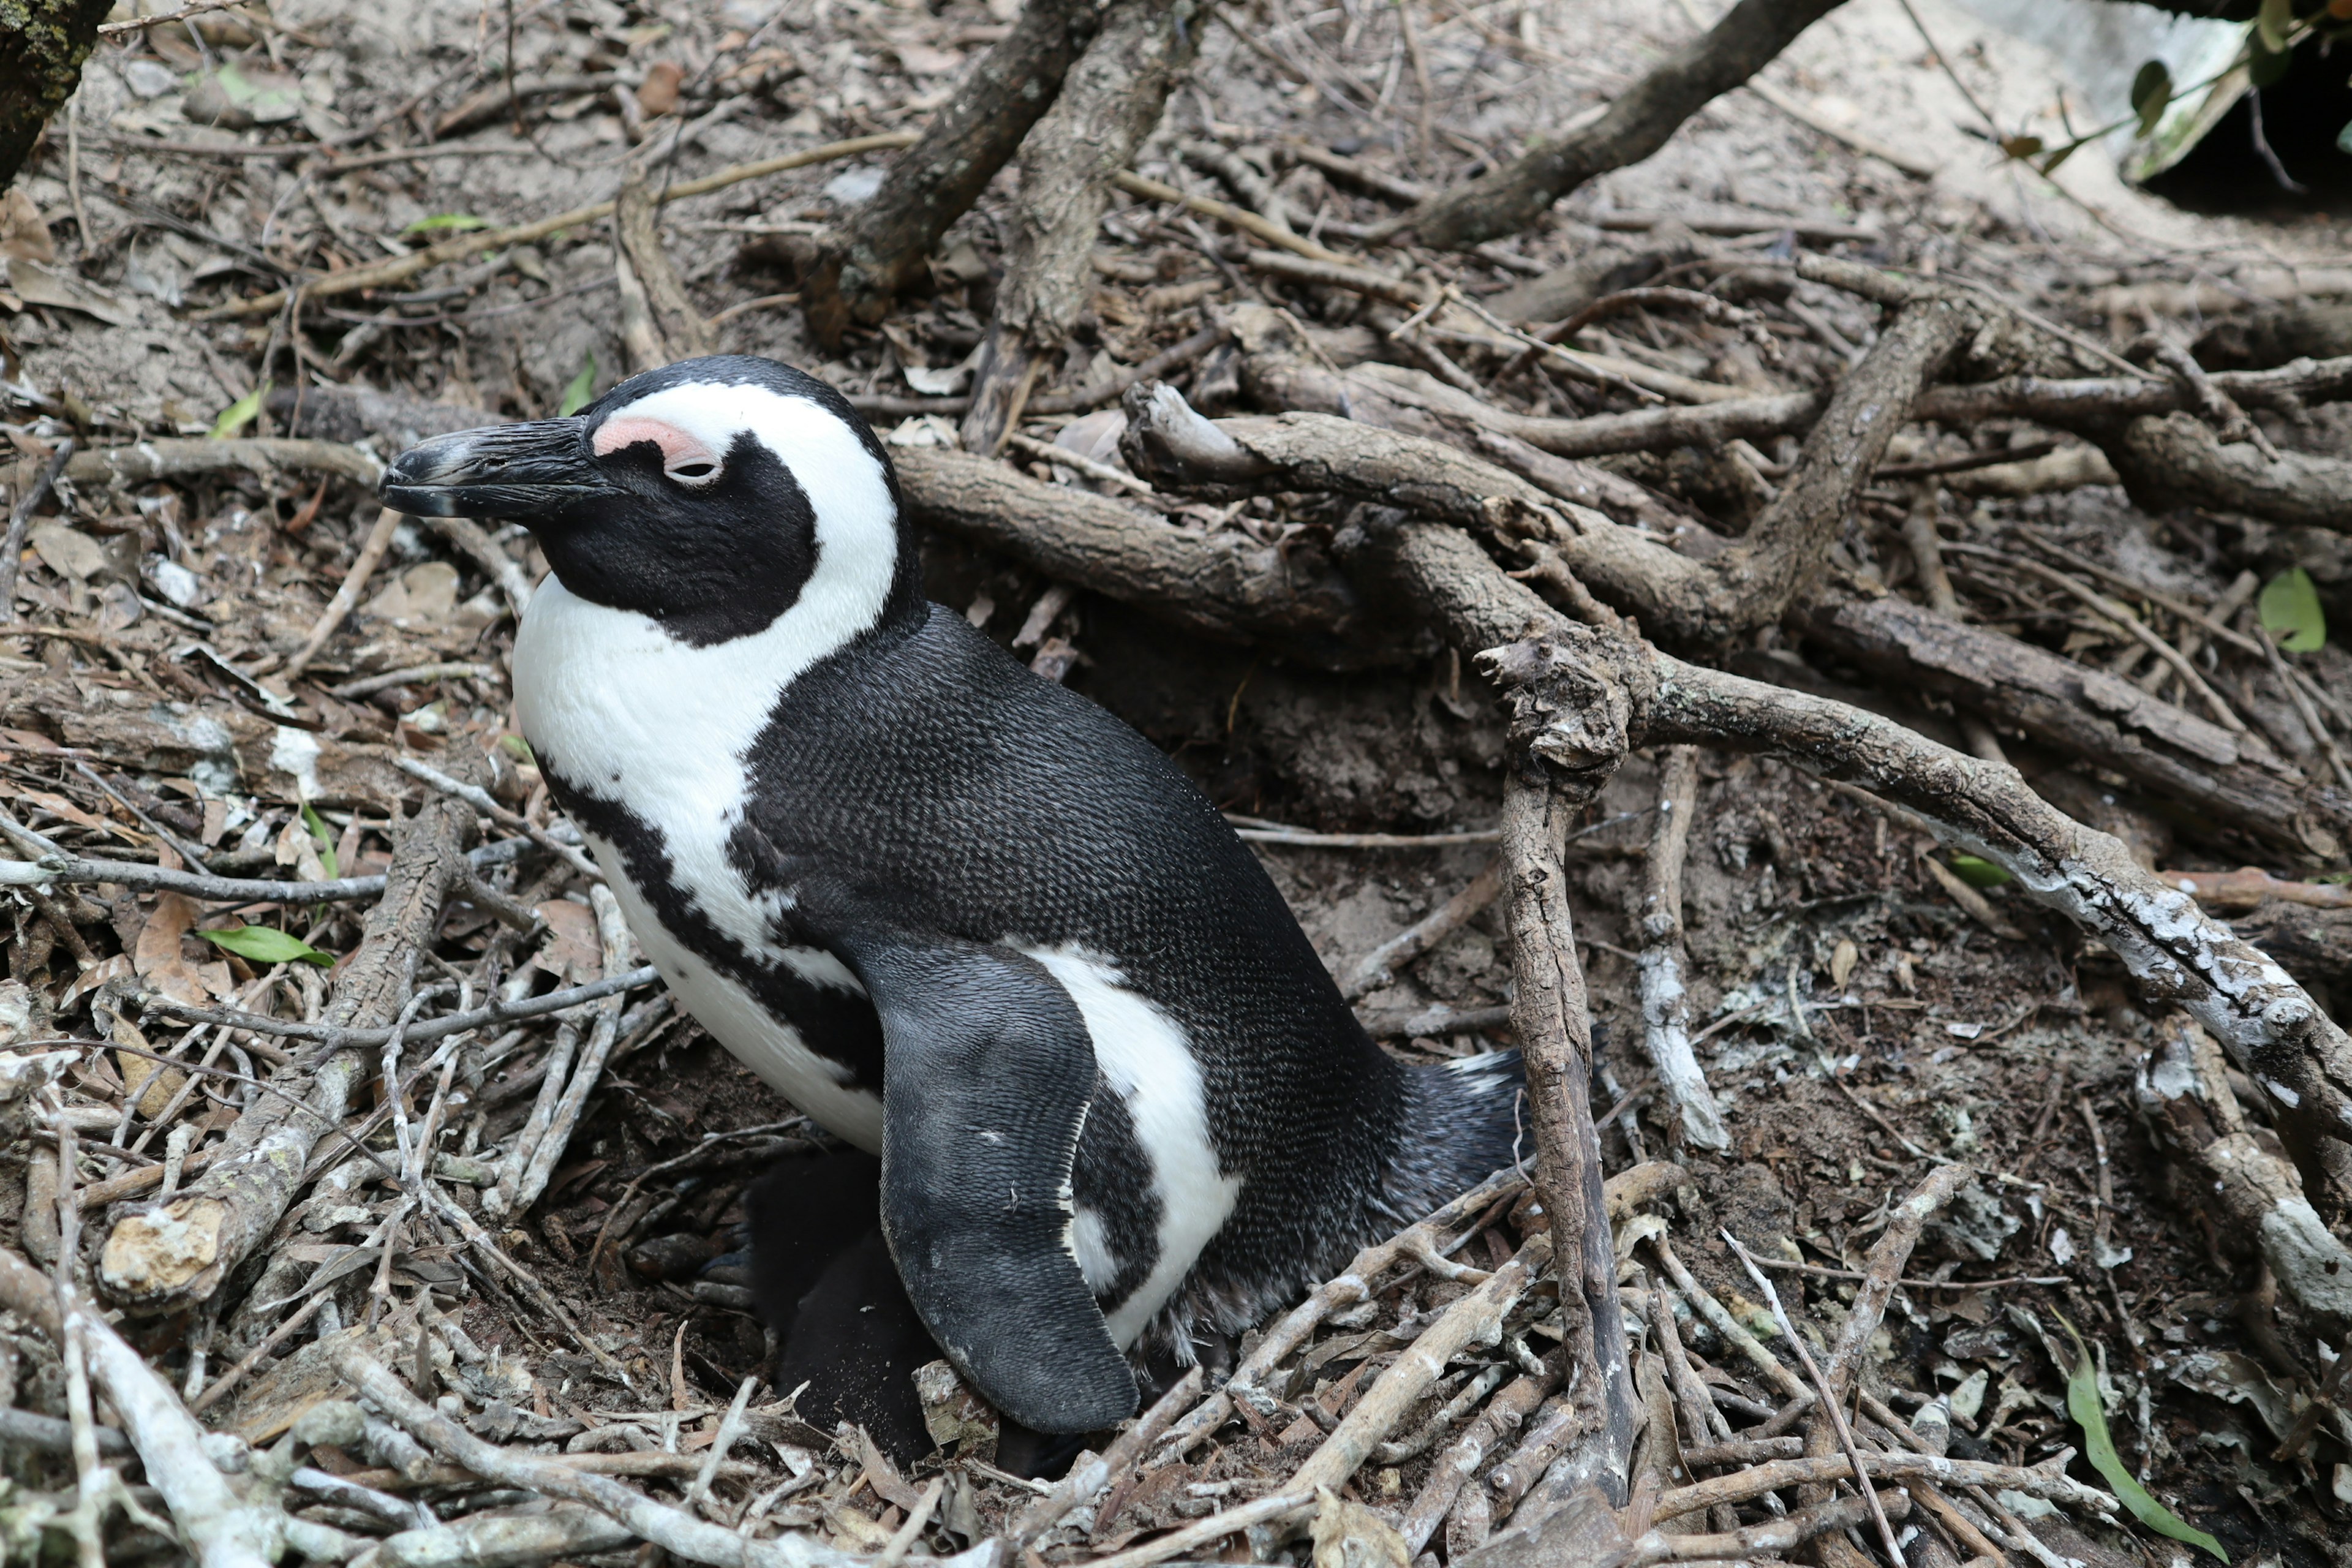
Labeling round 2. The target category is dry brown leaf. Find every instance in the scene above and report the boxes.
[134,892,209,1005]
[0,189,53,263]
[532,899,602,982]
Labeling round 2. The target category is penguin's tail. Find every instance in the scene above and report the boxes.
[1384,1050,1529,1219]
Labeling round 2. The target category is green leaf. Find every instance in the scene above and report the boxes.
[402,213,489,236]
[2338,116,2352,156]
[208,379,271,440]
[2130,60,2173,137]
[2260,566,2326,651]
[2257,0,2294,55]
[2038,142,2078,176]
[301,802,339,881]
[557,350,597,418]
[198,924,334,968]
[2059,1316,2228,1562]
[1947,854,2012,889]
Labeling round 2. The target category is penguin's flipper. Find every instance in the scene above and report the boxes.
[856,938,1139,1435]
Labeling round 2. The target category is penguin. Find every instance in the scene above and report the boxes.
[380,355,1525,1440]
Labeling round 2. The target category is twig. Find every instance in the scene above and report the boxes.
[1112,171,1354,266]
[1014,1364,1203,1540]
[0,827,529,903]
[1637,746,1728,1150]
[1653,1448,2115,1523]
[1743,1256,2067,1289]
[328,662,501,700]
[97,0,255,34]
[275,506,404,684]
[0,437,75,625]
[1948,545,2247,735]
[494,884,631,1217]
[1395,1365,1557,1552]
[396,755,603,881]
[1723,1231,1909,1568]
[187,1292,331,1414]
[1341,858,1502,1000]
[206,133,927,320]
[136,965,660,1047]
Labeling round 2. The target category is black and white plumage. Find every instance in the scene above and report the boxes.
[382,356,1523,1434]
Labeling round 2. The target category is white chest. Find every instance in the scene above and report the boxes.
[513,580,880,1146]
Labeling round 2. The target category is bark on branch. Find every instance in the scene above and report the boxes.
[800,0,1101,344]
[1396,0,1848,248]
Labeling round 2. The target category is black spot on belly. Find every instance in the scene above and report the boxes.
[540,758,886,1091]
[1070,1085,1159,1311]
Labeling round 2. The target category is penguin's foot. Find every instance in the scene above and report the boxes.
[747,1150,940,1467]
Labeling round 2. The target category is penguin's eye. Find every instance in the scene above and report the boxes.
[667,459,720,486]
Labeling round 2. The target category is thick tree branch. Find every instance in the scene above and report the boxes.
[800,0,1101,344]
[1395,0,1847,248]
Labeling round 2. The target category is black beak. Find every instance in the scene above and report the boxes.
[380,419,614,518]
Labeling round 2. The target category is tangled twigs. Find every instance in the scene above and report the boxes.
[329,1347,952,1568]
[0,1246,279,1568]
[1114,380,2351,854]
[1154,1164,1530,1461]
[1395,0,1848,248]
[97,748,486,1310]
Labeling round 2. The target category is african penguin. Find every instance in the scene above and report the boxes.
[381,355,1525,1437]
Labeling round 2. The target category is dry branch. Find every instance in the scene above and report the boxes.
[962,0,1197,452]
[1501,772,1637,1502]
[1396,0,1848,247]
[2135,1014,2352,1328]
[0,1246,279,1568]
[1636,747,1727,1151]
[801,0,1100,341]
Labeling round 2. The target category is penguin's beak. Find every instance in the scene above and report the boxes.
[380,419,615,518]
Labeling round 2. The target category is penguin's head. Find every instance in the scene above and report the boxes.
[380,355,918,646]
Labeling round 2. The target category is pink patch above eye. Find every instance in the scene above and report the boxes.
[592,416,716,467]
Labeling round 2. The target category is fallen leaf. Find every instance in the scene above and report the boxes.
[532,900,601,982]
[0,189,53,263]
[28,522,110,582]
[0,258,138,325]
[134,892,209,1005]
[183,61,304,128]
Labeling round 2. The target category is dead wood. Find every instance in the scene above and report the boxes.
[960,0,1197,453]
[615,166,715,369]
[1501,773,1637,1503]
[2136,1014,2352,1331]
[2223,901,2352,992]
[1394,0,1847,249]
[801,0,1101,344]
[0,1245,279,1568]
[1800,592,2348,859]
[94,747,486,1311]
[892,445,1396,667]
[1637,747,1727,1152]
